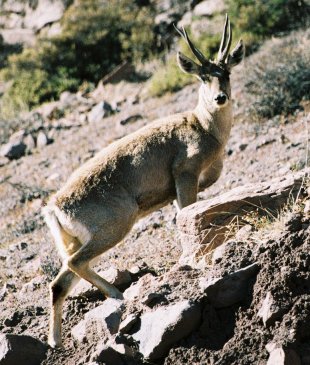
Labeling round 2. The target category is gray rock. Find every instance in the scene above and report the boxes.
[193,0,227,17]
[36,131,51,148]
[258,292,284,326]
[132,300,201,360]
[88,101,112,123]
[123,273,156,302]
[23,134,36,152]
[0,141,26,160]
[71,299,124,343]
[119,313,139,334]
[266,345,300,365]
[91,340,124,365]
[177,169,309,267]
[9,129,25,143]
[0,333,47,365]
[199,263,260,308]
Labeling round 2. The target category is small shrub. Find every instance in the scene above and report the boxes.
[243,29,310,119]
[0,0,157,115]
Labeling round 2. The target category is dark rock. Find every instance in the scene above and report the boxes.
[0,141,26,160]
[119,313,139,334]
[132,300,201,360]
[199,263,260,308]
[120,114,143,126]
[0,333,47,365]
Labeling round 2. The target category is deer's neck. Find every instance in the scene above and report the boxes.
[194,86,233,146]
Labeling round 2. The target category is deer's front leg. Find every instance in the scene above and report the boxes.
[174,171,198,210]
[198,157,223,191]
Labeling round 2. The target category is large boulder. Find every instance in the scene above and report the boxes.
[177,169,308,267]
[132,300,201,361]
[71,299,124,343]
[0,334,47,365]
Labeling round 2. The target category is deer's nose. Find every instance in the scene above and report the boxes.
[215,93,227,105]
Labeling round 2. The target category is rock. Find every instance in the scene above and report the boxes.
[258,292,285,326]
[71,299,124,343]
[193,0,227,17]
[141,292,164,306]
[91,342,124,365]
[0,141,26,160]
[102,267,132,288]
[23,0,65,32]
[36,131,51,148]
[23,134,36,152]
[119,114,143,126]
[0,284,7,302]
[119,313,139,334]
[177,169,309,267]
[266,346,301,365]
[199,263,260,308]
[88,101,113,123]
[0,157,9,167]
[123,273,156,302]
[0,333,47,365]
[132,300,201,360]
[4,311,23,327]
[9,129,26,143]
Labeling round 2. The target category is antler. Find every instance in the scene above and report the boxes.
[217,14,232,63]
[174,24,207,65]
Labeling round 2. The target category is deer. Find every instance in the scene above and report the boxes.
[43,14,244,348]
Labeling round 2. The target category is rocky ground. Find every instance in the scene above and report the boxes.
[0,6,310,364]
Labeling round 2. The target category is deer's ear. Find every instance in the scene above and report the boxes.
[177,52,201,75]
[227,39,244,69]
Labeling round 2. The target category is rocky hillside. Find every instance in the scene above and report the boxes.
[0,1,309,364]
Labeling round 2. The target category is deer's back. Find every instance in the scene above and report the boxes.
[52,112,221,215]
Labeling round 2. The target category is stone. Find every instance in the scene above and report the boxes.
[193,0,227,17]
[0,333,47,365]
[199,263,260,308]
[132,300,201,360]
[23,0,65,32]
[0,141,26,160]
[177,169,309,267]
[119,114,143,126]
[257,292,284,326]
[9,129,26,143]
[0,284,7,302]
[88,101,112,123]
[23,134,36,152]
[119,313,139,334]
[267,346,301,365]
[71,299,124,343]
[123,273,156,302]
[36,131,50,148]
[91,339,129,365]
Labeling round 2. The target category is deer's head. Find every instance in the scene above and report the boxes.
[175,15,244,109]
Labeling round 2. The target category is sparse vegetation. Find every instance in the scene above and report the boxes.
[244,30,310,119]
[0,0,157,117]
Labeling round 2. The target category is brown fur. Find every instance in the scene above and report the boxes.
[43,16,244,348]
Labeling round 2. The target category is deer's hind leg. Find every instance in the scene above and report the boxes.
[49,230,83,348]
[66,200,139,300]
[49,267,80,348]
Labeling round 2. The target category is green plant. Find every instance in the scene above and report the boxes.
[244,30,310,119]
[227,0,310,50]
[0,0,157,115]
